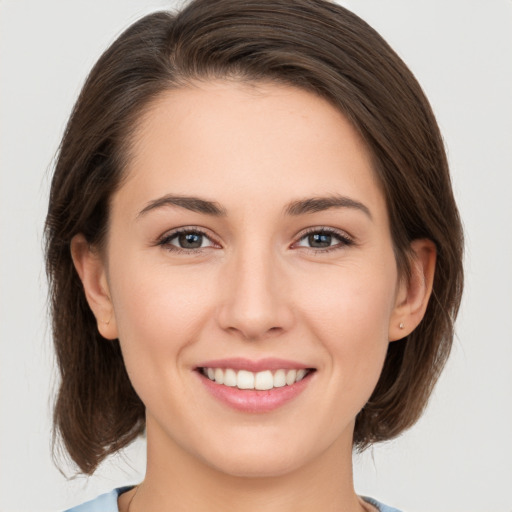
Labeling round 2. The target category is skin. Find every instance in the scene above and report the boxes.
[72,81,435,512]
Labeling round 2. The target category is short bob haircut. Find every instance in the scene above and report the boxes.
[45,0,464,475]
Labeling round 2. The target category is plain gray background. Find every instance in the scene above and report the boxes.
[1,1,511,511]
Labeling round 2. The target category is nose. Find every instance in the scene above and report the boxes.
[216,245,294,341]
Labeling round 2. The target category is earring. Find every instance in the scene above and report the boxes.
[399,322,404,329]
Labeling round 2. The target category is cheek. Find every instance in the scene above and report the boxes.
[300,257,396,328]
[296,260,397,383]
[108,256,217,367]
[106,261,220,421]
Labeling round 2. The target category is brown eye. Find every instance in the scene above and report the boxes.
[308,233,332,248]
[177,232,204,249]
[295,229,353,251]
[159,229,216,251]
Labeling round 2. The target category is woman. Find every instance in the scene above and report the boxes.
[45,1,464,511]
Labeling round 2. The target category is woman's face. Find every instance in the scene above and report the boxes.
[85,81,410,477]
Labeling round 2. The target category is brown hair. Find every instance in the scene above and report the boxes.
[45,0,464,474]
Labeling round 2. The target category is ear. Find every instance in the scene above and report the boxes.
[70,234,118,340]
[389,239,436,341]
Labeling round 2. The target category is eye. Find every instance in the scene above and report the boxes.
[158,228,217,252]
[294,228,353,251]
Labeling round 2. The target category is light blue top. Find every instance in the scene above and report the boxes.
[64,487,403,512]
[63,487,133,512]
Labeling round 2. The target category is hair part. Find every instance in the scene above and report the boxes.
[45,0,463,474]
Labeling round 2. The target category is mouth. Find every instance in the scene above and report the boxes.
[194,359,316,413]
[198,367,315,391]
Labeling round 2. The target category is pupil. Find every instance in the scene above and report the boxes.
[309,233,331,247]
[179,232,202,248]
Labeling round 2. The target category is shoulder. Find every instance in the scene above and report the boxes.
[63,489,400,512]
[62,487,134,512]
[362,496,404,512]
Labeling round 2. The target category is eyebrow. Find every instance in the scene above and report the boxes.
[137,193,371,220]
[138,195,227,218]
[284,195,372,219]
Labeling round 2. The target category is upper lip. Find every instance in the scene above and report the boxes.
[195,357,313,372]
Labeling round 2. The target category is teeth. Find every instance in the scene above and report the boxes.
[273,369,286,388]
[296,369,307,381]
[214,368,224,385]
[224,368,237,387]
[285,369,297,385]
[202,367,311,390]
[237,370,255,389]
[254,370,273,390]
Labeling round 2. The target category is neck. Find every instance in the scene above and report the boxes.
[123,418,366,512]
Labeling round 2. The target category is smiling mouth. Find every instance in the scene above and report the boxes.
[198,367,315,391]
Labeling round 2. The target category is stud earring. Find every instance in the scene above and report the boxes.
[399,322,404,329]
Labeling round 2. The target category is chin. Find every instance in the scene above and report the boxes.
[206,451,304,479]
[194,431,325,479]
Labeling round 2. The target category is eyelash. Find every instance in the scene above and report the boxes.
[293,227,354,253]
[156,226,354,254]
[157,227,218,255]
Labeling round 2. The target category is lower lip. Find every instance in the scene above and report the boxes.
[197,371,313,413]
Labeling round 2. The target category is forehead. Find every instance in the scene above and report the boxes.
[118,80,386,219]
